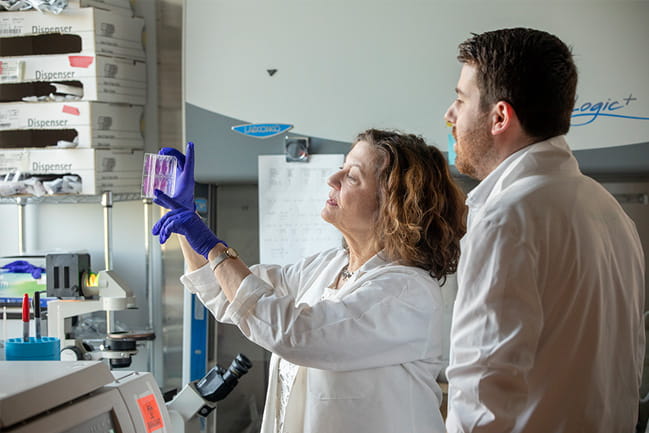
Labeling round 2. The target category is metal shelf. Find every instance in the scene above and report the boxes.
[0,192,142,205]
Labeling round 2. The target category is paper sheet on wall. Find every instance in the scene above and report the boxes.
[258,154,344,265]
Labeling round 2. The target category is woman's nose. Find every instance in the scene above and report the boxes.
[327,171,342,189]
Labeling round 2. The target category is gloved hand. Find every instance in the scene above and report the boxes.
[1,260,46,279]
[155,141,195,211]
[152,190,226,258]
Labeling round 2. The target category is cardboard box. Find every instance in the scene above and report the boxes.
[76,169,141,194]
[0,147,143,173]
[0,8,145,61]
[0,101,144,149]
[0,54,146,105]
[13,168,143,195]
[0,147,143,195]
[68,0,134,16]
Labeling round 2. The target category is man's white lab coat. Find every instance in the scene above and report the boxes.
[446,136,646,433]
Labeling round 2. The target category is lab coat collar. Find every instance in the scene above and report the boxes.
[359,251,390,273]
[465,135,575,212]
[329,249,391,287]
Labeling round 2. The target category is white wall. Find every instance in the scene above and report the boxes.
[186,0,649,151]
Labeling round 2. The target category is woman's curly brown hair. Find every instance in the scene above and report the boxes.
[354,129,467,284]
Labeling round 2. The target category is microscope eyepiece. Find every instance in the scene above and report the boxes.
[196,353,252,402]
[227,353,252,379]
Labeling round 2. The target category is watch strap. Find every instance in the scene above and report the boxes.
[209,247,237,272]
[209,251,229,272]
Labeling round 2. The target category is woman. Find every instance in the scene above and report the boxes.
[152,129,466,433]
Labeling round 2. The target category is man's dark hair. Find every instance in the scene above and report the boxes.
[458,28,578,140]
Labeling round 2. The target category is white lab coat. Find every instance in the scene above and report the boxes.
[181,248,447,433]
[446,136,646,433]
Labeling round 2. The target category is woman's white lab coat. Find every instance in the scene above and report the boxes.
[181,248,446,433]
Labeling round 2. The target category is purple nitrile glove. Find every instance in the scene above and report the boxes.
[152,190,226,258]
[155,141,195,211]
[1,260,46,279]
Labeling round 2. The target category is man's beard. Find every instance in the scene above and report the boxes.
[454,114,495,180]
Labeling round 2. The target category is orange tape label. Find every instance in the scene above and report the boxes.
[136,394,164,432]
[68,55,94,68]
[62,105,80,115]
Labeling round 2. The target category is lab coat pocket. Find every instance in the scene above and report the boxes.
[307,369,370,400]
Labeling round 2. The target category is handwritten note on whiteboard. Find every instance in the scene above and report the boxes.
[258,154,344,265]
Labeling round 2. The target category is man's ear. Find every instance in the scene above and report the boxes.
[491,100,515,136]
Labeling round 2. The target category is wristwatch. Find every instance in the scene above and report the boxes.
[209,247,239,271]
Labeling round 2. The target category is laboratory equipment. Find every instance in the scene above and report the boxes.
[167,353,252,431]
[5,336,60,360]
[0,360,166,433]
[43,251,140,365]
[142,152,177,199]
[1,190,148,368]
[47,264,139,365]
[0,355,251,433]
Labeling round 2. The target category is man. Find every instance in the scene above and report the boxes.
[444,28,645,433]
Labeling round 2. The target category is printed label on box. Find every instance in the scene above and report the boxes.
[0,60,24,83]
[0,150,28,173]
[0,16,25,37]
[0,107,19,129]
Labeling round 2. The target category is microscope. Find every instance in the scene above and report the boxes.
[167,353,253,431]
[44,252,142,367]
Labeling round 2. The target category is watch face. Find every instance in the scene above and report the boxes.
[226,247,239,259]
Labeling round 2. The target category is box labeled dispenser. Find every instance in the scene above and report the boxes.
[24,148,143,173]
[0,101,144,149]
[0,7,145,61]
[0,54,146,105]
[0,148,143,195]
[73,169,142,194]
[0,149,144,176]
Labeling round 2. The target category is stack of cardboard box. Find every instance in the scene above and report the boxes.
[0,1,146,195]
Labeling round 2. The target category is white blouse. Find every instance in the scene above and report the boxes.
[276,284,343,432]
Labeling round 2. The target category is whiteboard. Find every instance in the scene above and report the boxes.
[186,0,649,151]
[258,154,344,265]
